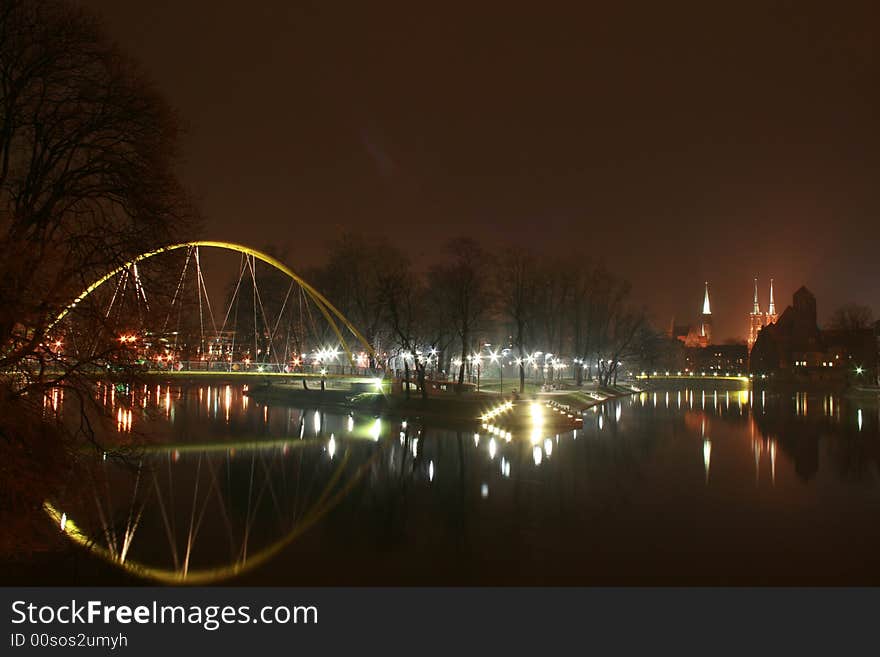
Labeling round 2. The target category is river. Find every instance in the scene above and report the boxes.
[14,383,880,585]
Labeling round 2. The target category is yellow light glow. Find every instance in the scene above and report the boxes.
[48,241,375,366]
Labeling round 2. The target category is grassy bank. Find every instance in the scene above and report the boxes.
[247,381,641,426]
[538,385,640,412]
[247,384,499,426]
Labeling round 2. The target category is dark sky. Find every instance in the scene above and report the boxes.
[81,0,879,340]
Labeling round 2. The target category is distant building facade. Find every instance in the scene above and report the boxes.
[747,278,778,352]
[688,343,748,373]
[669,282,712,348]
[749,286,879,385]
[660,282,747,374]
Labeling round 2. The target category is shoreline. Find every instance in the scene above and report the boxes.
[245,382,641,428]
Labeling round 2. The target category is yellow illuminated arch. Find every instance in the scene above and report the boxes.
[44,447,378,584]
[50,241,374,364]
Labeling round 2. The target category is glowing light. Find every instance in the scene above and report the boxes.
[116,407,132,432]
[703,439,712,483]
[480,483,489,498]
[532,446,543,466]
[488,437,497,459]
[543,438,553,457]
[328,434,336,459]
[530,426,542,445]
[770,441,776,485]
[371,418,382,441]
[858,409,863,431]
[529,402,544,424]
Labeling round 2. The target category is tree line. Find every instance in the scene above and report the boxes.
[300,233,655,397]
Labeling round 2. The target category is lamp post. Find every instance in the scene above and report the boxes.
[490,349,501,395]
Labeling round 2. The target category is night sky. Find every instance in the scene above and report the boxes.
[82,1,879,341]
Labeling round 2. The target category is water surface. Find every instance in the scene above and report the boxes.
[24,384,880,584]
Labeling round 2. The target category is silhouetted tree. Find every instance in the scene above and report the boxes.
[0,0,195,560]
[0,0,196,393]
[377,259,437,400]
[496,247,539,393]
[310,232,402,365]
[429,238,495,391]
[827,303,874,331]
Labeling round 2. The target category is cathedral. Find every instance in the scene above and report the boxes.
[669,282,713,348]
[747,278,778,352]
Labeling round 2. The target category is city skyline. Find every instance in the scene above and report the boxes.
[4,0,880,608]
[80,0,880,340]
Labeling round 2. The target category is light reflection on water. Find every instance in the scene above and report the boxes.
[40,383,880,584]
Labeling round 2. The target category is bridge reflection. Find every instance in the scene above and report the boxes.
[41,383,880,585]
[45,438,376,584]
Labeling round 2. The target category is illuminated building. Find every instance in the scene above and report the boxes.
[700,281,712,345]
[747,278,778,352]
[749,286,878,384]
[670,282,712,348]
[766,278,778,325]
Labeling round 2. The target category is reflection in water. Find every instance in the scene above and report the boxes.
[46,433,376,583]
[37,383,880,584]
[703,438,711,483]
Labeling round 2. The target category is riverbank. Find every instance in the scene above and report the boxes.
[246,382,641,428]
[538,384,641,412]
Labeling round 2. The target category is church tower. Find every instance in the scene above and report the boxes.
[700,281,712,344]
[766,278,778,325]
[748,278,763,352]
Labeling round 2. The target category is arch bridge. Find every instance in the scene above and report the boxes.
[48,241,378,381]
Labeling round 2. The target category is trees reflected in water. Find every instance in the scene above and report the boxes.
[36,384,880,584]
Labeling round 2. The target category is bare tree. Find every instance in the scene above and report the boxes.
[827,303,875,331]
[310,232,402,365]
[429,237,494,391]
[596,306,645,387]
[0,0,197,395]
[537,258,575,366]
[565,255,593,385]
[0,0,196,560]
[377,259,438,400]
[496,247,539,393]
[572,264,625,382]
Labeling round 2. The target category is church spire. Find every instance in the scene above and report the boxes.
[702,281,711,315]
[768,278,776,315]
[752,277,760,315]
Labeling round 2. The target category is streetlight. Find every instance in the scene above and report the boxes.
[529,353,539,386]
[489,349,501,394]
